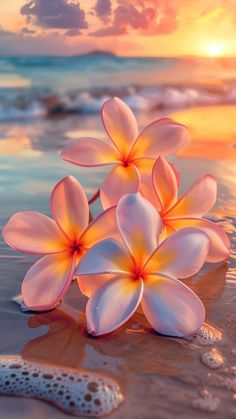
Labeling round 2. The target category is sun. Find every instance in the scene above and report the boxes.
[206,43,223,57]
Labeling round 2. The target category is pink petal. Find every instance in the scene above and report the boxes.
[22,251,76,311]
[100,163,140,209]
[2,211,68,254]
[168,161,180,186]
[129,118,188,160]
[75,238,133,276]
[86,276,143,336]
[152,156,178,213]
[134,158,162,210]
[50,176,89,242]
[77,274,116,297]
[117,193,163,266]
[82,206,119,247]
[145,227,210,278]
[168,217,230,263]
[101,97,138,157]
[142,273,205,337]
[61,137,118,167]
[166,175,217,218]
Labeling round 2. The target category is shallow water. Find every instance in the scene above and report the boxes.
[1,55,236,120]
[0,106,235,418]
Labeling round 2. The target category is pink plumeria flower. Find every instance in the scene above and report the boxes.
[147,156,230,262]
[76,193,210,337]
[2,176,117,311]
[61,97,188,209]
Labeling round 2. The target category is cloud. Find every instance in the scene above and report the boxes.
[21,27,36,35]
[94,0,112,24]
[65,28,81,37]
[0,26,16,37]
[21,0,87,30]
[91,0,177,37]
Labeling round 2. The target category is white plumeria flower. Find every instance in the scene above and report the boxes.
[76,193,210,337]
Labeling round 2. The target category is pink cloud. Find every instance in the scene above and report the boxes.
[91,0,177,37]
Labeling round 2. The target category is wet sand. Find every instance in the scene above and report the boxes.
[0,106,235,418]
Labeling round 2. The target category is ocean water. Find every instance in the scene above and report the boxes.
[0,53,236,120]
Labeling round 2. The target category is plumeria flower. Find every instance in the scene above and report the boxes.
[147,156,230,262]
[61,97,188,209]
[76,193,210,337]
[2,176,117,311]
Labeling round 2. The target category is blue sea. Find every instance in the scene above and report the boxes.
[0,53,236,120]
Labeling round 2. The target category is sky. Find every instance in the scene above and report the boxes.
[0,0,236,57]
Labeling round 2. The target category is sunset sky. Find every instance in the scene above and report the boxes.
[0,0,236,57]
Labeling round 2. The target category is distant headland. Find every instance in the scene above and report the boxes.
[75,50,117,58]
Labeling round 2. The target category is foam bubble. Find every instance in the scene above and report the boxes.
[12,294,30,312]
[191,395,220,412]
[226,377,236,392]
[0,356,123,417]
[201,348,224,369]
[191,388,220,412]
[186,324,222,346]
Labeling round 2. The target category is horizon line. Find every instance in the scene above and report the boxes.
[0,50,236,59]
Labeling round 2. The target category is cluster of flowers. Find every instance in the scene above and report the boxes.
[3,98,230,337]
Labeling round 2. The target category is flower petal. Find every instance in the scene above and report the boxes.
[145,227,210,278]
[61,137,118,167]
[82,206,119,247]
[117,193,163,266]
[50,176,89,242]
[152,156,178,213]
[76,238,133,276]
[2,212,68,254]
[134,158,162,210]
[167,217,230,263]
[142,273,205,337]
[166,175,217,218]
[100,163,140,209]
[168,161,180,187]
[101,97,138,157]
[86,276,143,336]
[77,274,117,297]
[129,118,188,160]
[22,251,76,311]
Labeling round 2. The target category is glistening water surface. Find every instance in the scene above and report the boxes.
[0,106,235,418]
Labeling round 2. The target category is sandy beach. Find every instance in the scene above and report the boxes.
[0,103,235,418]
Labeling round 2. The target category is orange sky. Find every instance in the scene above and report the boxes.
[0,0,236,56]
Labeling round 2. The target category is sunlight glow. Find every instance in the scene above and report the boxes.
[206,43,223,56]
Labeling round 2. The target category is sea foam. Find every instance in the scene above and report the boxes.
[0,355,123,417]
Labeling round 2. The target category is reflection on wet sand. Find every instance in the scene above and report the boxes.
[16,258,235,417]
[172,105,236,159]
[21,261,227,378]
[183,262,228,312]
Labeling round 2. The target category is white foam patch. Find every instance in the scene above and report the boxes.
[185,324,222,346]
[0,356,123,417]
[12,294,30,312]
[201,348,224,369]
[191,396,220,412]
[191,388,220,412]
